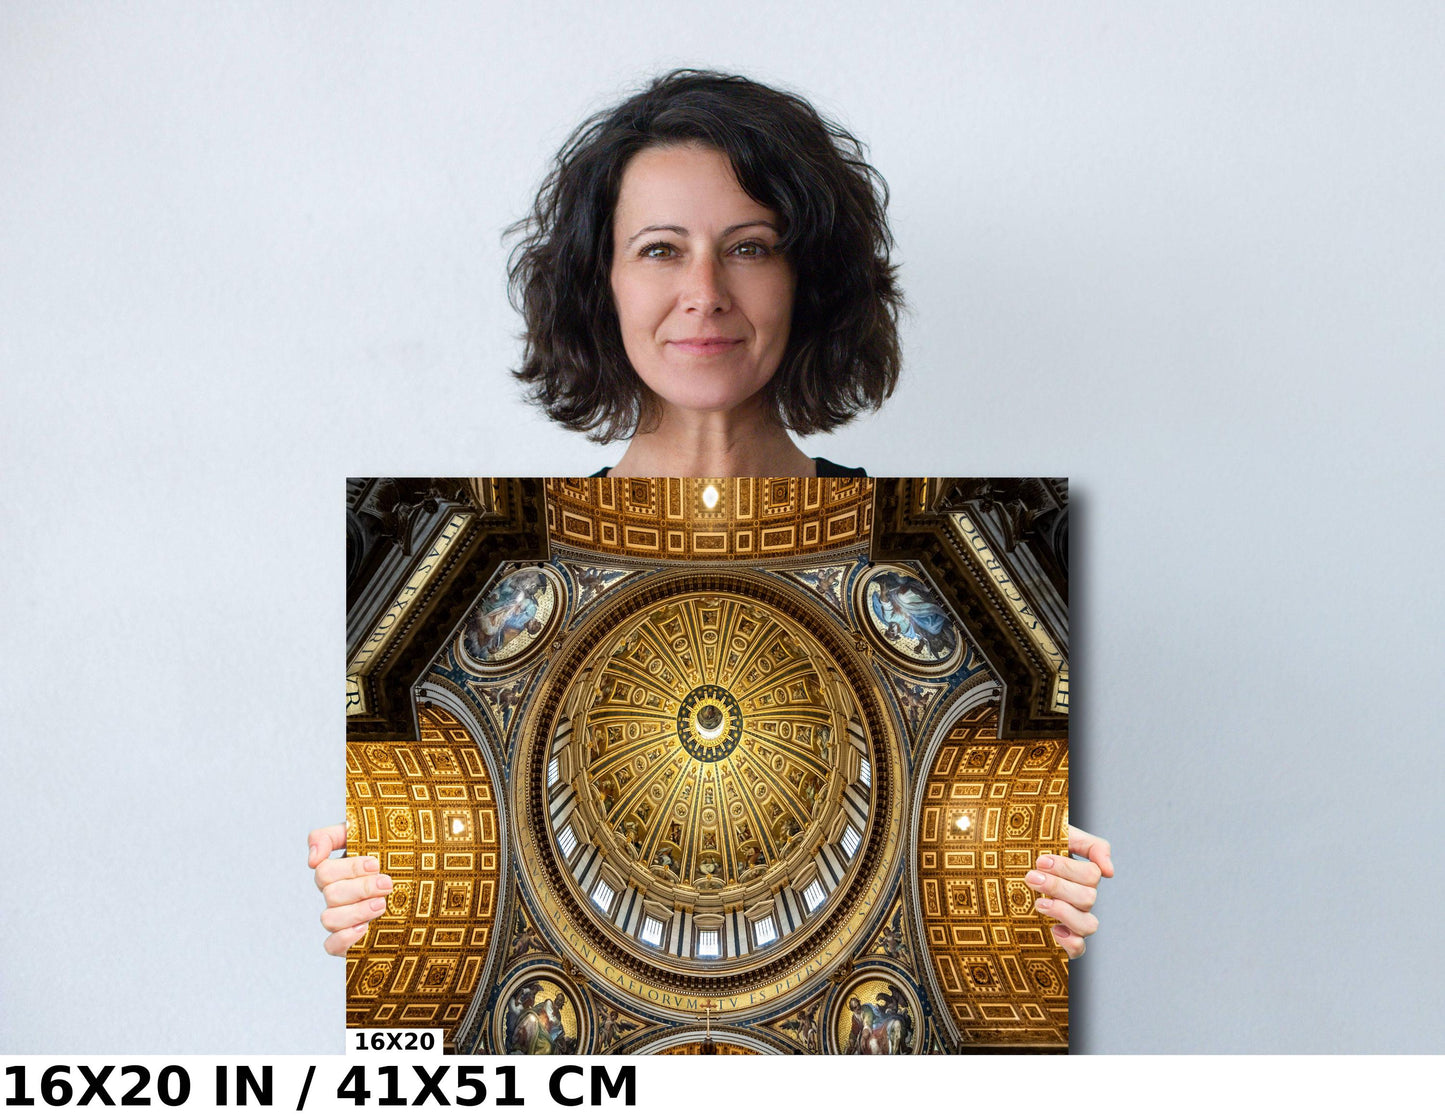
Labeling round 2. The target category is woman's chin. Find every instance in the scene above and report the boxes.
[669,397,756,417]
[646,380,774,421]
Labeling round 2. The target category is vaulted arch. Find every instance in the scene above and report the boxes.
[912,703,1070,1051]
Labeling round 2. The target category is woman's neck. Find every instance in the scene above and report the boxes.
[608,399,815,478]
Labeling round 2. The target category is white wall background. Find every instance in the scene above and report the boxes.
[2,1,1442,1053]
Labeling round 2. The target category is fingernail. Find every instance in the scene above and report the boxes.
[1037,855,1055,870]
[364,857,379,872]
[1025,870,1046,886]
[356,922,370,937]
[1035,897,1052,911]
[378,875,393,891]
[370,898,386,912]
[309,844,318,862]
[1052,924,1070,938]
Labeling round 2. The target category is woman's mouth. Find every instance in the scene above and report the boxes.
[669,337,743,355]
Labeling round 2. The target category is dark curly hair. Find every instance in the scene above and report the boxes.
[507,69,903,443]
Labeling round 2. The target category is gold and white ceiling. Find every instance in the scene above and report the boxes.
[344,477,1070,1054]
[510,566,907,1020]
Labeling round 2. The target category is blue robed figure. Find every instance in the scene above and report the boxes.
[464,569,549,661]
[867,571,957,660]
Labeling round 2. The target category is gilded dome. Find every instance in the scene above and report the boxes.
[514,568,904,1011]
[573,593,844,897]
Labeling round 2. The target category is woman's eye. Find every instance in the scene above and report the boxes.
[639,242,676,259]
[731,241,770,257]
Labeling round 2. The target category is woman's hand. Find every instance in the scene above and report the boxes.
[308,823,393,956]
[1026,825,1113,960]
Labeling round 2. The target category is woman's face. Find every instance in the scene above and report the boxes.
[609,144,795,419]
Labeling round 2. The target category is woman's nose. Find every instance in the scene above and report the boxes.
[681,254,730,314]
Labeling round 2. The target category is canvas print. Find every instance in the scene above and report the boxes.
[344,477,1070,1053]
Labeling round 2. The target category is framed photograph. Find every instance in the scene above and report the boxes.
[344,477,1069,1053]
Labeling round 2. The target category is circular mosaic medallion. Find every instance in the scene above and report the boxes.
[854,563,964,675]
[675,684,743,762]
[494,969,586,1056]
[831,971,922,1055]
[456,565,564,672]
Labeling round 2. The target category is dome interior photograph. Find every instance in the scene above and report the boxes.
[343,476,1070,1054]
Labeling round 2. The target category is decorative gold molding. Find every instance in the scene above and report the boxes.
[347,512,473,716]
[544,477,874,561]
[947,513,1068,713]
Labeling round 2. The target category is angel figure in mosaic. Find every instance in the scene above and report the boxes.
[571,565,613,600]
[797,771,825,812]
[774,815,804,855]
[810,567,842,605]
[814,724,832,761]
[779,1003,821,1053]
[874,907,910,962]
[510,920,548,959]
[694,851,724,890]
[491,677,529,723]
[650,842,681,881]
[596,1005,636,1053]
[616,818,642,860]
[736,843,768,883]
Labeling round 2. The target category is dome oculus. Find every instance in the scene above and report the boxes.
[676,685,743,761]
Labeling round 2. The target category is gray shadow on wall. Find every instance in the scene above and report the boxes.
[1064,482,1095,1055]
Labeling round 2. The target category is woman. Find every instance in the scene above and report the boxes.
[312,69,1112,960]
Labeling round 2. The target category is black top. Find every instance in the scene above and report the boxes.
[589,457,866,478]
[812,457,868,478]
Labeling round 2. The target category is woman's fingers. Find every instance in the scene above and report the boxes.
[1067,825,1114,878]
[1024,863,1097,911]
[322,870,393,908]
[1050,923,1086,960]
[321,896,389,933]
[324,922,372,958]
[315,854,381,891]
[310,822,385,957]
[1034,895,1098,939]
[1037,852,1102,888]
[1029,846,1105,959]
[1040,828,1114,959]
[308,824,348,870]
